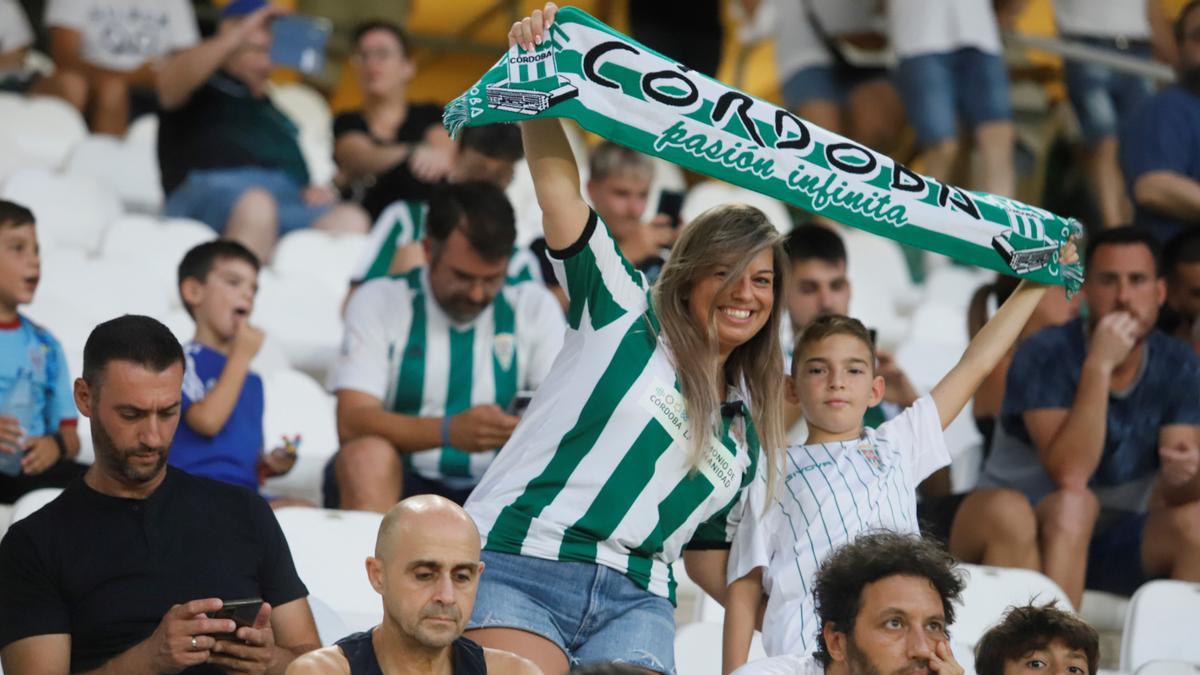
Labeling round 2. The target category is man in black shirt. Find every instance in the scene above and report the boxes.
[156,0,368,263]
[0,315,320,674]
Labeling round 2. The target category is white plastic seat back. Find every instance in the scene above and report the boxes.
[1136,662,1200,675]
[261,369,339,505]
[674,621,766,675]
[308,593,354,646]
[275,508,382,635]
[0,94,87,169]
[2,169,122,254]
[65,134,163,212]
[956,564,1073,653]
[10,488,64,525]
[1121,580,1200,672]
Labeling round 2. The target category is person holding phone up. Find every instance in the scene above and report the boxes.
[0,316,321,675]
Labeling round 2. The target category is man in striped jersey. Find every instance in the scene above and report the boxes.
[722,236,1077,670]
[350,124,526,285]
[327,181,566,512]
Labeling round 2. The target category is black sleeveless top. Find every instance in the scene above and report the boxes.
[335,629,488,674]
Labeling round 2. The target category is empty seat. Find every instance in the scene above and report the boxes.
[1121,580,1200,673]
[270,83,332,141]
[272,230,369,294]
[956,563,1074,653]
[100,216,214,304]
[261,369,339,505]
[674,621,766,675]
[681,180,793,234]
[10,488,64,525]
[274,508,383,635]
[253,271,344,379]
[65,134,163,212]
[1,169,122,254]
[0,94,87,169]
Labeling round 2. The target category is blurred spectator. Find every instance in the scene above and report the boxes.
[351,124,524,284]
[284,496,539,675]
[949,228,1200,608]
[966,275,1078,453]
[0,315,320,674]
[169,241,304,506]
[731,531,965,675]
[2,0,83,101]
[888,0,1016,197]
[42,0,200,135]
[333,20,456,221]
[1121,1,1200,243]
[587,142,670,283]
[623,0,722,76]
[973,602,1099,675]
[781,225,917,432]
[328,182,564,512]
[1054,0,1159,229]
[765,0,905,153]
[0,200,85,505]
[157,1,369,263]
[1160,227,1200,345]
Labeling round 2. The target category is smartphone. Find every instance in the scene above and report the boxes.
[657,190,685,230]
[507,391,535,416]
[210,598,263,641]
[269,15,331,74]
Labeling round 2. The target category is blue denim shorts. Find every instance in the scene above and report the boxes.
[782,62,890,109]
[164,167,330,236]
[468,551,677,673]
[1062,36,1155,144]
[896,47,1013,146]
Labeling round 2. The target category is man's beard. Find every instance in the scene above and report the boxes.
[845,635,929,675]
[92,416,168,484]
[1181,65,1200,95]
[404,602,464,650]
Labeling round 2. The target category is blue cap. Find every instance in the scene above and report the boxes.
[221,0,268,19]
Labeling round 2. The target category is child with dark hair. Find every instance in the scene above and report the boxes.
[0,200,86,503]
[974,602,1099,675]
[170,240,297,499]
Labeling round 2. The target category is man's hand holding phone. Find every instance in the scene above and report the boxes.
[209,601,277,675]
[140,598,237,673]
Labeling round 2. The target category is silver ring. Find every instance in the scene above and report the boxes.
[191,636,198,651]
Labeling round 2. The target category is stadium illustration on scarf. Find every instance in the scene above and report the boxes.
[444,6,1085,290]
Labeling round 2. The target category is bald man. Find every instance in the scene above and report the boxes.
[286,495,540,675]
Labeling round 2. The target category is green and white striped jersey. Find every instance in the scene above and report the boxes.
[465,210,762,603]
[332,269,566,488]
[352,198,546,286]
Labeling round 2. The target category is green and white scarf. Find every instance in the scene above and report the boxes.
[444,6,1084,291]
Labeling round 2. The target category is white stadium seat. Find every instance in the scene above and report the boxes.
[65,134,163,212]
[271,230,368,294]
[956,563,1074,651]
[127,114,159,147]
[1120,580,1200,672]
[674,621,766,675]
[308,594,353,646]
[270,83,332,140]
[275,508,383,634]
[1080,589,1131,635]
[262,369,339,505]
[681,180,792,234]
[1,168,122,254]
[1136,663,1200,675]
[100,215,215,305]
[10,488,63,525]
[253,270,344,379]
[921,265,994,311]
[0,94,87,169]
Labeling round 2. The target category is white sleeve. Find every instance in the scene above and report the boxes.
[876,395,950,483]
[0,1,32,52]
[733,655,823,675]
[520,285,566,389]
[727,469,774,584]
[329,281,395,400]
[165,0,199,51]
[43,0,81,29]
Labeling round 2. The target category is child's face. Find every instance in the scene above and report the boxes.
[186,257,258,343]
[789,333,884,436]
[0,224,40,311]
[1003,640,1090,675]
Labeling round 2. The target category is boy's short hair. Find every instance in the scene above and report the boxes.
[588,141,653,184]
[785,224,846,266]
[792,314,876,377]
[177,240,261,317]
[460,124,524,162]
[974,602,1099,675]
[0,200,35,230]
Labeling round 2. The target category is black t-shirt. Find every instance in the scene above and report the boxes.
[158,71,310,194]
[333,104,444,219]
[0,468,308,673]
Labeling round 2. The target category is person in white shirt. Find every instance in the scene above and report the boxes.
[762,0,905,154]
[721,236,1077,670]
[1053,0,1162,229]
[0,0,84,104]
[887,0,1017,197]
[42,0,199,134]
[730,531,967,675]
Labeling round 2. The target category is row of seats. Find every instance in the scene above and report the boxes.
[0,494,1190,675]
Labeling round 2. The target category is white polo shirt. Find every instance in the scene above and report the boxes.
[44,0,199,72]
[888,0,1002,58]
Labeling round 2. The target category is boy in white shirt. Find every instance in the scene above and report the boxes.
[721,241,1077,672]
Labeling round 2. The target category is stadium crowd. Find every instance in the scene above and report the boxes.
[1,0,1200,673]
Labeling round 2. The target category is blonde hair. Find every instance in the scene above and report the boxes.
[652,203,787,492]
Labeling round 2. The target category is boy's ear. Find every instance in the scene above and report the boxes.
[180,277,204,309]
[869,373,885,408]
